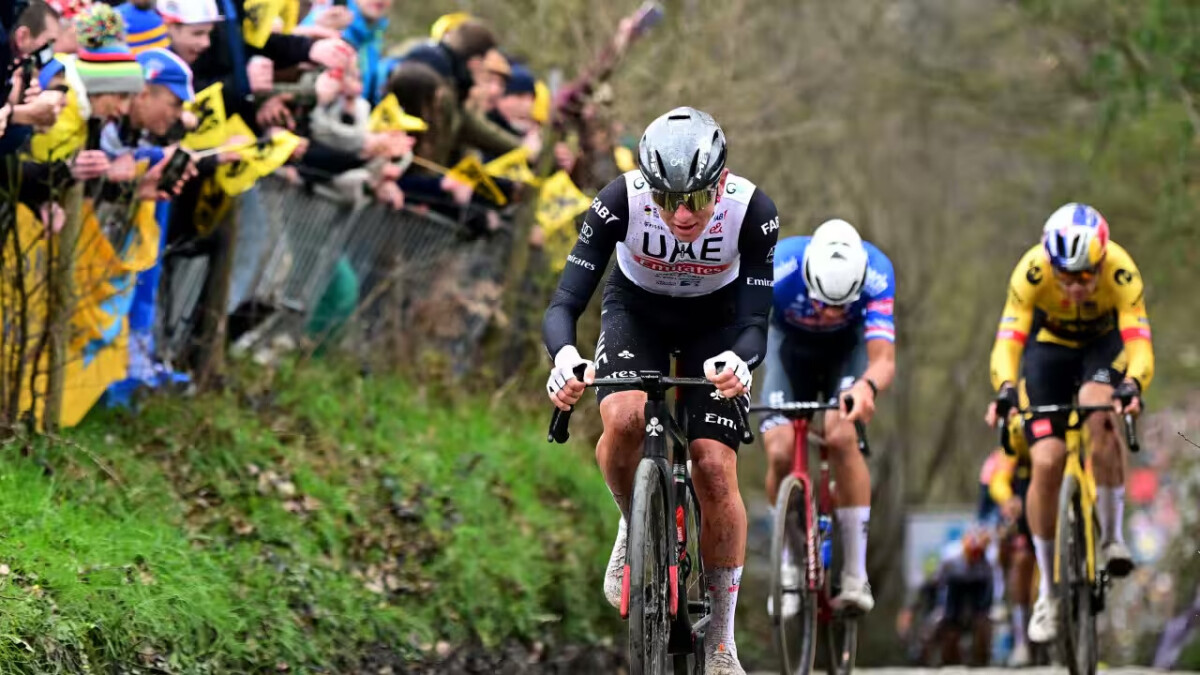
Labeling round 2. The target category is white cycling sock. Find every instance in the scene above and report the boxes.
[836,506,870,580]
[1012,605,1027,647]
[1096,486,1125,545]
[1033,535,1054,599]
[705,566,742,656]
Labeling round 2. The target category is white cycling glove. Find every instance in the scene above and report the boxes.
[703,350,752,397]
[546,345,595,398]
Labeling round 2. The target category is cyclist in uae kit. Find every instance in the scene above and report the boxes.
[758,220,896,615]
[985,203,1153,644]
[543,107,779,675]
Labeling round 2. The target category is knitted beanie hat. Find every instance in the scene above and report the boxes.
[75,4,145,95]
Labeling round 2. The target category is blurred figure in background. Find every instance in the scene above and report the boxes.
[157,0,220,65]
[116,0,170,54]
[301,0,393,105]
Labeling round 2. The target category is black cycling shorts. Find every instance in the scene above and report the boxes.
[757,322,867,434]
[594,276,749,450]
[1022,328,1125,444]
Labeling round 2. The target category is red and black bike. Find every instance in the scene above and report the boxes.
[749,399,869,675]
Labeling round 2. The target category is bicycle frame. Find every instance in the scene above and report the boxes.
[789,416,843,622]
[1056,412,1098,585]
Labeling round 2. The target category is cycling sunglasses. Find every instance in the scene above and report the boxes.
[1053,267,1098,286]
[650,186,718,213]
[810,298,850,312]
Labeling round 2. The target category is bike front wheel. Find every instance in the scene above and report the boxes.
[629,459,672,675]
[772,475,818,675]
[1056,472,1097,675]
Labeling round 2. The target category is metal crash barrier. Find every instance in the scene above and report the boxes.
[160,177,513,370]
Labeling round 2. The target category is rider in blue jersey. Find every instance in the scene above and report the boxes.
[760,219,896,616]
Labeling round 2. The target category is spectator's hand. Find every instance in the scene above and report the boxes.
[528,225,545,248]
[106,153,138,182]
[315,6,353,31]
[614,16,637,55]
[0,104,10,138]
[440,175,475,205]
[138,150,198,201]
[180,110,199,130]
[363,132,410,159]
[256,94,296,130]
[71,150,110,181]
[554,142,577,173]
[521,130,543,160]
[21,78,43,104]
[315,69,342,106]
[14,96,61,128]
[374,180,404,210]
[377,163,406,183]
[289,135,310,161]
[247,56,275,94]
[309,38,355,71]
[39,202,66,235]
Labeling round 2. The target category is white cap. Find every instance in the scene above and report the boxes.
[157,0,223,24]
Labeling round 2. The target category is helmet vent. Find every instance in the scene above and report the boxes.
[668,113,691,121]
[688,151,700,179]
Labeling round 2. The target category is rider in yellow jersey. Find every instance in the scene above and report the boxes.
[984,203,1153,645]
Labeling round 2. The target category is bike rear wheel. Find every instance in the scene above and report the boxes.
[824,527,858,675]
[772,475,818,675]
[1056,472,1097,675]
[673,480,706,675]
[824,611,858,675]
[629,459,672,675]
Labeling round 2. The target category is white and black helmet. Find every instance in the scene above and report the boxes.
[803,219,869,306]
[636,107,727,193]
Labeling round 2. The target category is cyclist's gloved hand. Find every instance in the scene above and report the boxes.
[703,350,751,399]
[546,345,595,411]
[986,382,1020,428]
[1113,378,1142,416]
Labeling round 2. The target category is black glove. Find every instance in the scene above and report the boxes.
[1113,379,1141,408]
[995,383,1020,420]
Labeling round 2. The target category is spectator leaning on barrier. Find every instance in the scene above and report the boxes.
[3,0,64,154]
[45,0,91,54]
[301,0,392,106]
[116,0,169,54]
[308,60,422,211]
[155,0,219,65]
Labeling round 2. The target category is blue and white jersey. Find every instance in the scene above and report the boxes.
[771,236,896,342]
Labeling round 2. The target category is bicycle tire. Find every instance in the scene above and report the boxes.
[824,614,858,675]
[772,475,818,675]
[1056,472,1097,675]
[629,459,672,675]
[824,521,858,675]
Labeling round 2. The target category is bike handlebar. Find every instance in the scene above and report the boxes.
[548,366,753,446]
[996,402,1140,454]
[748,399,871,457]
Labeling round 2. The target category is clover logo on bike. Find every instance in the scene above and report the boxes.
[647,417,664,437]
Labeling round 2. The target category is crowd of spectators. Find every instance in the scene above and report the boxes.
[0,0,655,428]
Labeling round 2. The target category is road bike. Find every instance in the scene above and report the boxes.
[549,368,752,675]
[998,402,1140,675]
[748,399,868,675]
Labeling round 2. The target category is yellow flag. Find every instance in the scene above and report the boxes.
[194,177,233,236]
[216,127,301,195]
[181,82,227,150]
[535,171,592,234]
[484,148,539,186]
[243,0,284,48]
[280,0,299,34]
[369,94,428,133]
[446,155,508,206]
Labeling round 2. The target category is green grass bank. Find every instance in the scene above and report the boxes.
[0,363,619,673]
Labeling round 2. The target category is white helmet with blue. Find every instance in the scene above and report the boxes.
[803,219,869,306]
[1042,203,1110,272]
